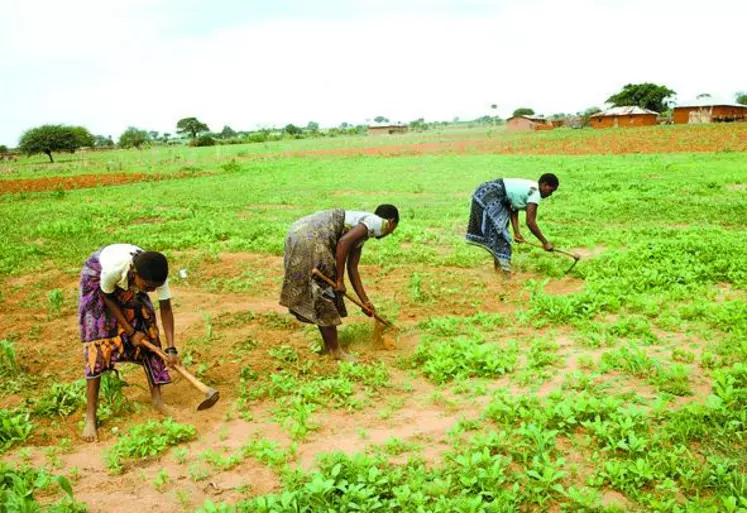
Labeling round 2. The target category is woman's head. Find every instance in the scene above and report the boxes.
[375,204,399,238]
[132,251,168,291]
[538,173,559,198]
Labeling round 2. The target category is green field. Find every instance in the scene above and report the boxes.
[1,126,746,512]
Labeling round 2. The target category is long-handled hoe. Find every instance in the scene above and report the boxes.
[140,339,220,411]
[520,241,581,274]
[311,268,397,348]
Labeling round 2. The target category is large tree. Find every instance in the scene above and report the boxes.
[736,91,747,106]
[606,83,676,112]
[373,116,389,124]
[176,117,210,138]
[284,124,302,136]
[219,125,237,139]
[71,126,95,148]
[18,124,93,163]
[512,107,535,117]
[94,135,115,148]
[118,127,149,150]
[306,121,320,132]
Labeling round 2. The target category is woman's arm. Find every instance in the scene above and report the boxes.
[510,210,525,242]
[335,224,368,291]
[347,246,372,312]
[526,203,553,250]
[101,292,135,335]
[159,299,178,366]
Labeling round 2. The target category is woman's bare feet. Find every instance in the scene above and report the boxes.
[82,417,98,442]
[150,385,170,415]
[331,349,356,362]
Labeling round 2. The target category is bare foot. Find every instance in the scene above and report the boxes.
[82,420,98,442]
[332,350,356,362]
[152,397,171,416]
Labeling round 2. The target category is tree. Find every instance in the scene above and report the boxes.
[284,124,302,136]
[409,118,428,131]
[339,122,350,129]
[18,124,92,163]
[148,131,160,141]
[94,135,115,148]
[736,91,747,106]
[373,116,389,124]
[0,145,8,155]
[71,126,95,148]
[696,93,712,99]
[606,83,676,113]
[306,121,320,132]
[118,127,149,150]
[176,117,210,139]
[162,133,171,143]
[219,125,237,139]
[512,108,535,117]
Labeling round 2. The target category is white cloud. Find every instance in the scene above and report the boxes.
[1,0,745,145]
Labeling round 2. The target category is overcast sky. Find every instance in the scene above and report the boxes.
[1,0,745,146]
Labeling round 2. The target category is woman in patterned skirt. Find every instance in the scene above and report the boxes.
[466,174,559,276]
[279,205,399,361]
[78,244,179,441]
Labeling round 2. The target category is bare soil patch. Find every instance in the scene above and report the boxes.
[0,250,717,511]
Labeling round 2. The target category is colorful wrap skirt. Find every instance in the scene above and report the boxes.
[78,250,170,385]
[465,178,513,263]
[279,209,348,327]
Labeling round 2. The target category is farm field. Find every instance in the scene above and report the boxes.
[0,125,746,512]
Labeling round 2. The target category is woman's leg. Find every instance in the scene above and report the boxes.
[82,377,101,442]
[494,256,511,277]
[142,365,168,415]
[318,326,354,361]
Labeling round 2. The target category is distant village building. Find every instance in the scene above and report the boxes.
[673,97,747,124]
[367,123,408,136]
[506,115,553,132]
[0,152,19,161]
[589,106,658,129]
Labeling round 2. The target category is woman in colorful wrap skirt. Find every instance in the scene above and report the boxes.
[466,173,559,275]
[79,244,179,441]
[279,205,399,361]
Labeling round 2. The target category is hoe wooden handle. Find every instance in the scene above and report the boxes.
[139,339,214,395]
[520,241,580,260]
[311,268,394,328]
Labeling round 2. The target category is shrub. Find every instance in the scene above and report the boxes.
[189,135,216,147]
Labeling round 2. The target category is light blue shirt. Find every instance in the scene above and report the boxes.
[503,178,541,211]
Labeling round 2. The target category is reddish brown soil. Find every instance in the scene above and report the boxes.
[0,251,713,512]
[0,173,149,194]
[274,124,747,158]
[0,170,213,194]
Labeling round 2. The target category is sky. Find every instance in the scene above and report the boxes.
[1,0,745,146]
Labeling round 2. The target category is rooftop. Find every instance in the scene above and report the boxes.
[591,106,659,117]
[675,96,747,109]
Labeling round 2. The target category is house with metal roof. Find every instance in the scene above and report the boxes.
[367,122,408,136]
[673,96,747,124]
[506,115,553,132]
[589,106,658,129]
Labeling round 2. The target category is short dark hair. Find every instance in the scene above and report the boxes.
[539,173,559,188]
[375,204,399,223]
[133,251,168,284]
